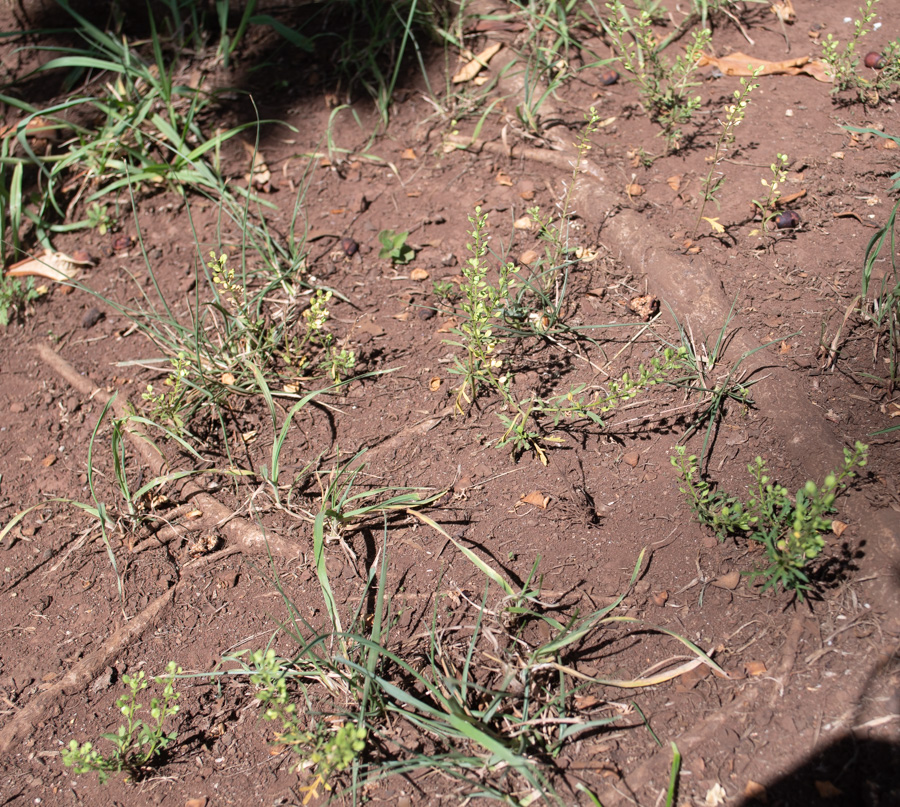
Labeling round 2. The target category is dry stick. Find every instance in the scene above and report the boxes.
[0,546,236,757]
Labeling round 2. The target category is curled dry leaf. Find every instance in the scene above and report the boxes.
[744,780,767,801]
[410,268,430,281]
[220,372,235,385]
[7,250,90,282]
[401,147,417,160]
[667,175,682,192]
[496,171,513,186]
[622,451,640,468]
[519,491,549,509]
[697,51,832,82]
[831,519,848,537]
[814,781,843,798]
[452,42,503,84]
[241,140,271,189]
[712,570,741,590]
[429,376,442,391]
[744,660,767,676]
[651,590,669,607]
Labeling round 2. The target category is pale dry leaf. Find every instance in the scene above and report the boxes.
[410,268,430,281]
[7,250,89,282]
[745,660,767,676]
[697,51,832,82]
[519,491,549,509]
[496,171,513,186]
[241,140,271,187]
[705,783,727,807]
[702,216,725,233]
[519,249,539,265]
[831,519,848,537]
[452,42,503,83]
[667,174,682,192]
[513,216,533,230]
[429,376,442,391]
[401,147,417,161]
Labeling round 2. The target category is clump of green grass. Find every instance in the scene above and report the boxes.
[671,442,868,598]
[223,512,721,805]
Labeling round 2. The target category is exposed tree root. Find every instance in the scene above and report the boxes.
[0,546,234,757]
[36,343,302,560]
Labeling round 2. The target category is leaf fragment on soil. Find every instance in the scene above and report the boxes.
[519,491,549,509]
[6,250,89,282]
[698,51,832,82]
[452,42,503,83]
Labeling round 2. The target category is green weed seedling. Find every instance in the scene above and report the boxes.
[603,0,711,150]
[692,70,761,239]
[0,275,41,326]
[671,442,868,598]
[377,229,415,264]
[751,152,790,232]
[447,206,520,409]
[62,662,182,784]
[821,0,900,102]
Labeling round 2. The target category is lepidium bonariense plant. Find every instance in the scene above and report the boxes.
[671,442,868,599]
[603,1,712,151]
[692,68,762,239]
[62,662,182,784]
[447,206,520,410]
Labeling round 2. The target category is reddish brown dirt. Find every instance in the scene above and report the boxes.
[1,2,899,806]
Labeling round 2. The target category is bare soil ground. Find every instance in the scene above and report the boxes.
[1,2,898,806]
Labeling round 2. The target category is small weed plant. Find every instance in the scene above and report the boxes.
[751,153,790,231]
[692,70,761,238]
[377,229,415,264]
[244,648,367,800]
[671,442,868,598]
[822,0,900,102]
[604,1,712,150]
[62,662,182,783]
[846,123,900,401]
[448,206,520,408]
[0,275,41,326]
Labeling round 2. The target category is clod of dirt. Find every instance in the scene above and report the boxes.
[81,307,104,328]
[628,295,660,321]
[622,451,640,468]
[341,237,359,256]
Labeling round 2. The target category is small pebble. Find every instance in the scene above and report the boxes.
[81,307,104,328]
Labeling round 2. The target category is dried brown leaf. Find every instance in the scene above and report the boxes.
[452,42,503,83]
